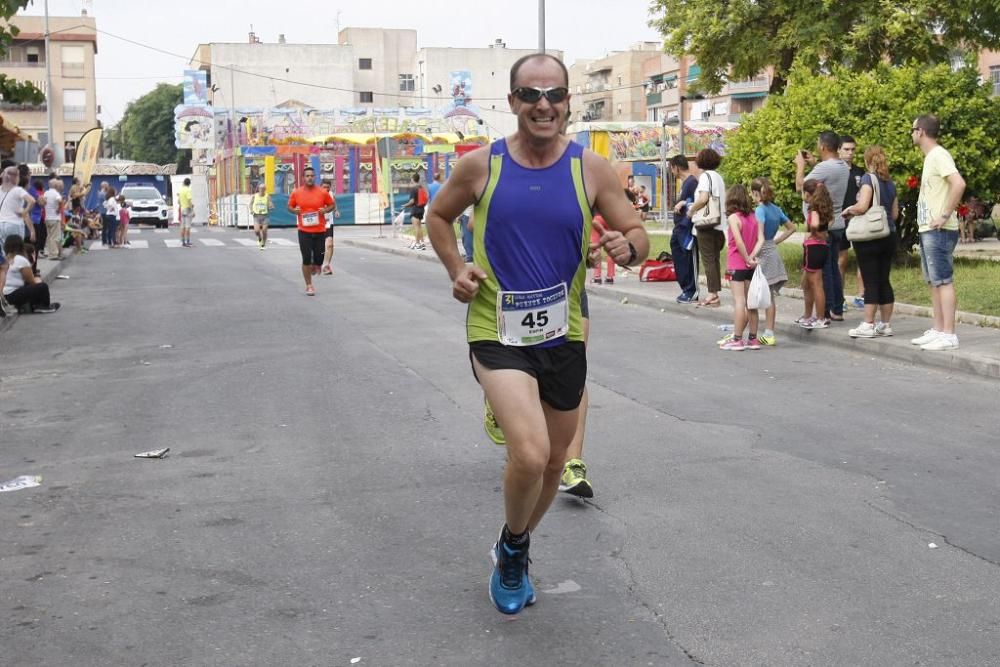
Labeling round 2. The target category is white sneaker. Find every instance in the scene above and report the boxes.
[875,322,893,337]
[921,335,959,351]
[911,329,940,346]
[849,321,877,338]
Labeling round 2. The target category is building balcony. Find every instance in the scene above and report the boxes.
[725,74,770,94]
[0,60,45,68]
[646,92,661,106]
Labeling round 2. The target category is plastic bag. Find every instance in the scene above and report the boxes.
[747,265,771,310]
[391,209,407,237]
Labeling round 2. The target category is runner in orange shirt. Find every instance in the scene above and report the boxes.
[288,166,335,295]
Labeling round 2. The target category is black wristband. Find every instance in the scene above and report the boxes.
[618,241,637,267]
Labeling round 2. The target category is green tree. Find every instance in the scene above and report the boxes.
[649,0,1000,94]
[721,63,1000,250]
[0,1,46,104]
[115,83,188,170]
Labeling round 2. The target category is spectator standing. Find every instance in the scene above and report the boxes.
[843,145,899,339]
[427,172,443,203]
[402,173,429,251]
[719,184,764,351]
[178,178,195,248]
[102,187,120,248]
[909,114,966,351]
[0,165,35,247]
[43,178,64,260]
[668,154,699,303]
[590,214,616,284]
[840,136,867,306]
[29,178,46,256]
[458,202,474,262]
[688,148,726,307]
[795,131,849,321]
[117,195,131,246]
[797,181,833,329]
[750,177,795,346]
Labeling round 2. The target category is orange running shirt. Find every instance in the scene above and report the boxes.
[289,186,333,232]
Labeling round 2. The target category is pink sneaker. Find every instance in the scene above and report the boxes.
[745,337,761,350]
[720,339,746,351]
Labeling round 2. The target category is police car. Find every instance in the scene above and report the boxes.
[120,185,170,228]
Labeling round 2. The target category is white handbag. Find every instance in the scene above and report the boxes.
[846,174,891,242]
[692,171,722,230]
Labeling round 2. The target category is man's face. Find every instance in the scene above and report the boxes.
[911,121,923,147]
[839,142,856,164]
[304,170,315,186]
[508,58,570,142]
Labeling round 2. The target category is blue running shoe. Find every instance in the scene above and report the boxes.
[489,538,531,614]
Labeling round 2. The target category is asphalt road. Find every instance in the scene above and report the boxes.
[2,228,998,666]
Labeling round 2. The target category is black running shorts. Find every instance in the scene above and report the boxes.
[803,243,828,273]
[469,341,587,411]
[298,230,325,266]
[325,225,335,239]
[411,206,425,221]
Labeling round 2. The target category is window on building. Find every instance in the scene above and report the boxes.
[617,75,623,87]
[64,140,77,163]
[991,66,1000,97]
[359,58,372,70]
[61,45,85,77]
[62,89,86,121]
[617,103,622,116]
[398,74,414,92]
[360,91,374,104]
[26,46,40,63]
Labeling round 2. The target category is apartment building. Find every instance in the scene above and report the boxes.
[643,54,771,126]
[416,40,563,136]
[568,42,661,123]
[0,11,98,162]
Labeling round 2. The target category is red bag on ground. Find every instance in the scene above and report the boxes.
[639,260,677,282]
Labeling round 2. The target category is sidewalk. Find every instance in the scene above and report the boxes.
[342,235,1000,380]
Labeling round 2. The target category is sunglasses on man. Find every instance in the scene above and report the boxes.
[511,86,570,104]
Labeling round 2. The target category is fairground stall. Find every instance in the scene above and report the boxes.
[193,104,489,228]
[566,120,737,219]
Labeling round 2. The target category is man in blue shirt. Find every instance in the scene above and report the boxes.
[426,172,443,203]
[669,155,699,303]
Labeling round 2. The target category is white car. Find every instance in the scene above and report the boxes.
[120,186,170,228]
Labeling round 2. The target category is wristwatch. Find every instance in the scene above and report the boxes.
[618,241,637,267]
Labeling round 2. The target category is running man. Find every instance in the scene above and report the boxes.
[178,178,195,247]
[426,53,648,615]
[288,166,334,295]
[402,173,429,250]
[321,182,341,275]
[251,183,274,249]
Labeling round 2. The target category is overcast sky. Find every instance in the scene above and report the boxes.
[22,0,664,127]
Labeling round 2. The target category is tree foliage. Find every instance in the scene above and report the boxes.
[0,1,45,104]
[649,0,1000,94]
[116,83,188,169]
[721,63,1000,250]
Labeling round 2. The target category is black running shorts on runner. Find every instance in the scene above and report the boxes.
[411,206,425,220]
[469,341,587,411]
[298,230,325,265]
[325,225,335,239]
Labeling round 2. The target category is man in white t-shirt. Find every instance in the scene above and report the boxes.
[909,114,966,351]
[43,178,64,260]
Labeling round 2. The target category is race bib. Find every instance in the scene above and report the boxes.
[302,212,319,227]
[496,283,569,346]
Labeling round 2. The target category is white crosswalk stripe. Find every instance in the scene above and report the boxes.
[125,240,148,248]
[198,238,225,246]
[84,235,302,249]
[88,241,106,250]
[269,238,297,246]
[154,229,169,233]
[164,239,183,248]
[233,238,260,247]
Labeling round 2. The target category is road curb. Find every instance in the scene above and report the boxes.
[586,285,1000,381]
[343,237,1000,381]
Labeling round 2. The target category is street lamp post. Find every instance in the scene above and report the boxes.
[43,0,54,158]
[660,117,669,229]
[538,0,545,53]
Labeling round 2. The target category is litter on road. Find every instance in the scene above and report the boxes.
[0,475,43,492]
[134,448,170,459]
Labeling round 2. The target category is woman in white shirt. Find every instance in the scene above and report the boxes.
[0,165,36,248]
[3,233,59,313]
[687,149,727,307]
[102,187,121,248]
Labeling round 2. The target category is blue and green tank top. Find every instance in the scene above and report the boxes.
[467,138,593,347]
